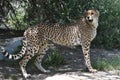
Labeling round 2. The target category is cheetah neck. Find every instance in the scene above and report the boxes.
[93,18,98,28]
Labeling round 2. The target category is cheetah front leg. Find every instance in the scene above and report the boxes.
[82,43,97,72]
[35,54,50,73]
[34,44,54,73]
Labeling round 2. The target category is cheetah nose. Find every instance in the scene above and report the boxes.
[87,16,93,22]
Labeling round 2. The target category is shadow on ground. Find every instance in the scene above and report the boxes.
[0,45,120,80]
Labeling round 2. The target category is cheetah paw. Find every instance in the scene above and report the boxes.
[89,69,97,73]
[24,74,31,79]
[43,70,51,73]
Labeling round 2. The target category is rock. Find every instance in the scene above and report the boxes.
[5,37,23,54]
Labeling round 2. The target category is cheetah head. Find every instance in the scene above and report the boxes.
[85,9,100,27]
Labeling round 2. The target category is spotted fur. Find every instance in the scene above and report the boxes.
[1,10,100,78]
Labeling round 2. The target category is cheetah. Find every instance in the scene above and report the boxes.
[0,9,100,78]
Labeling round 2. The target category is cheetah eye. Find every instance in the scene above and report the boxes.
[91,13,94,15]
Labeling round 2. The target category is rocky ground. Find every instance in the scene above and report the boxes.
[0,37,120,80]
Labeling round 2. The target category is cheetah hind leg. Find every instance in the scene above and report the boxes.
[19,53,34,78]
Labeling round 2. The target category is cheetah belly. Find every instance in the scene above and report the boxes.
[46,36,81,47]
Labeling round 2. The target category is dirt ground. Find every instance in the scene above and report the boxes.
[0,45,120,80]
[0,37,120,80]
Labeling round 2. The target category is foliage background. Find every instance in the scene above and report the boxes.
[0,0,120,49]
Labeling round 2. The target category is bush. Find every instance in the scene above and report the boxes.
[19,0,120,49]
[1,0,120,49]
[91,0,120,49]
[92,56,120,71]
[43,50,65,68]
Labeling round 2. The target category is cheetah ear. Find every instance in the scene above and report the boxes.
[95,10,100,16]
[84,9,87,12]
[84,10,87,16]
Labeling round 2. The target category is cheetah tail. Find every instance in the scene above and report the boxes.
[0,38,27,60]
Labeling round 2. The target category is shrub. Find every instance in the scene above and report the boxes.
[92,56,120,71]
[43,50,65,68]
[1,0,120,48]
